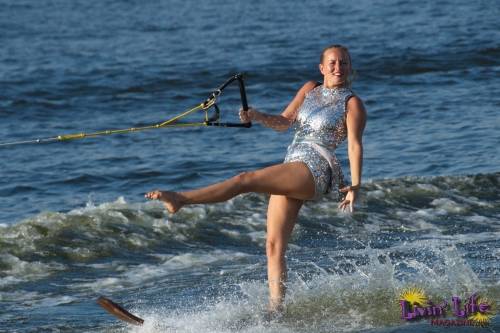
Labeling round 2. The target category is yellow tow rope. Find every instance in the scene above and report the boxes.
[0,98,218,147]
[0,73,250,147]
[56,98,216,141]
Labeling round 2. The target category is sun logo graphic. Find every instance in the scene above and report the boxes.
[398,286,447,320]
[452,293,494,326]
[468,296,494,325]
[400,287,428,307]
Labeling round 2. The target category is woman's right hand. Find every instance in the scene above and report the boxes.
[239,107,256,123]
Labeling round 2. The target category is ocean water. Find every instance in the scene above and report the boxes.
[0,0,499,332]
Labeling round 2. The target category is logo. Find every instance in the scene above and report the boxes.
[398,287,494,327]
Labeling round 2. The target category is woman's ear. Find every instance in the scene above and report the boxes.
[319,63,325,75]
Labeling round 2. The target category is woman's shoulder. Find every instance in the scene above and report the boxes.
[346,94,367,116]
[346,94,364,105]
[303,80,321,88]
[299,81,321,96]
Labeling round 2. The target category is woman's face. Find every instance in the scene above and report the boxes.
[319,48,351,87]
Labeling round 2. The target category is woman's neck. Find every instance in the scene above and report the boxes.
[323,83,347,89]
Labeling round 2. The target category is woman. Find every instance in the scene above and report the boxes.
[146,44,367,314]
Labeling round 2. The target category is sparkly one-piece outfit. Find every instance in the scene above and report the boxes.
[284,85,354,200]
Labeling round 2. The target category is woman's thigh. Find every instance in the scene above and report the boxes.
[241,162,315,201]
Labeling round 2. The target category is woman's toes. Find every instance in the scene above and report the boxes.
[145,190,183,214]
[145,190,160,200]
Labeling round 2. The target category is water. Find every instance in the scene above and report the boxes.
[1,0,499,332]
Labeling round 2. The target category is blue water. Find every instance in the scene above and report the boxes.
[0,0,499,332]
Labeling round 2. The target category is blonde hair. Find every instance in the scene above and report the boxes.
[320,44,355,88]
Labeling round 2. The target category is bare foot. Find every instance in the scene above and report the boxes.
[263,306,284,323]
[145,190,183,213]
[267,298,284,315]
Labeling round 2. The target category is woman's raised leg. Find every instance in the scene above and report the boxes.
[145,162,315,213]
[266,194,303,314]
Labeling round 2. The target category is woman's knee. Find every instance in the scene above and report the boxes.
[233,171,255,192]
[266,238,286,260]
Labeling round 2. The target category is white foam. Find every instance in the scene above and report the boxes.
[430,198,467,213]
[78,277,124,292]
[111,237,496,333]
[0,290,40,303]
[456,195,492,208]
[464,214,492,225]
[73,250,253,293]
[220,228,243,238]
[0,254,65,287]
[416,183,440,192]
[366,189,385,199]
[247,231,266,245]
[21,295,77,308]
[60,246,93,260]
[70,196,130,216]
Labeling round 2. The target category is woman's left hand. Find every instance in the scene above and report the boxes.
[338,185,359,212]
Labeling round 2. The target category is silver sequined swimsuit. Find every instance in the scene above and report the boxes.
[284,85,354,200]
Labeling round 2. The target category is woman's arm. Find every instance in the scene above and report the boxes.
[339,95,367,212]
[239,81,317,132]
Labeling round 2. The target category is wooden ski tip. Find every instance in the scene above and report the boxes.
[97,296,144,326]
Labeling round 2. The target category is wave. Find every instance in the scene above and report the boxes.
[0,172,498,290]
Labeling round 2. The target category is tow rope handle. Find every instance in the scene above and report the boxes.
[204,73,252,128]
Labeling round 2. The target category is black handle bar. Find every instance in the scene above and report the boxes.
[205,73,251,128]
